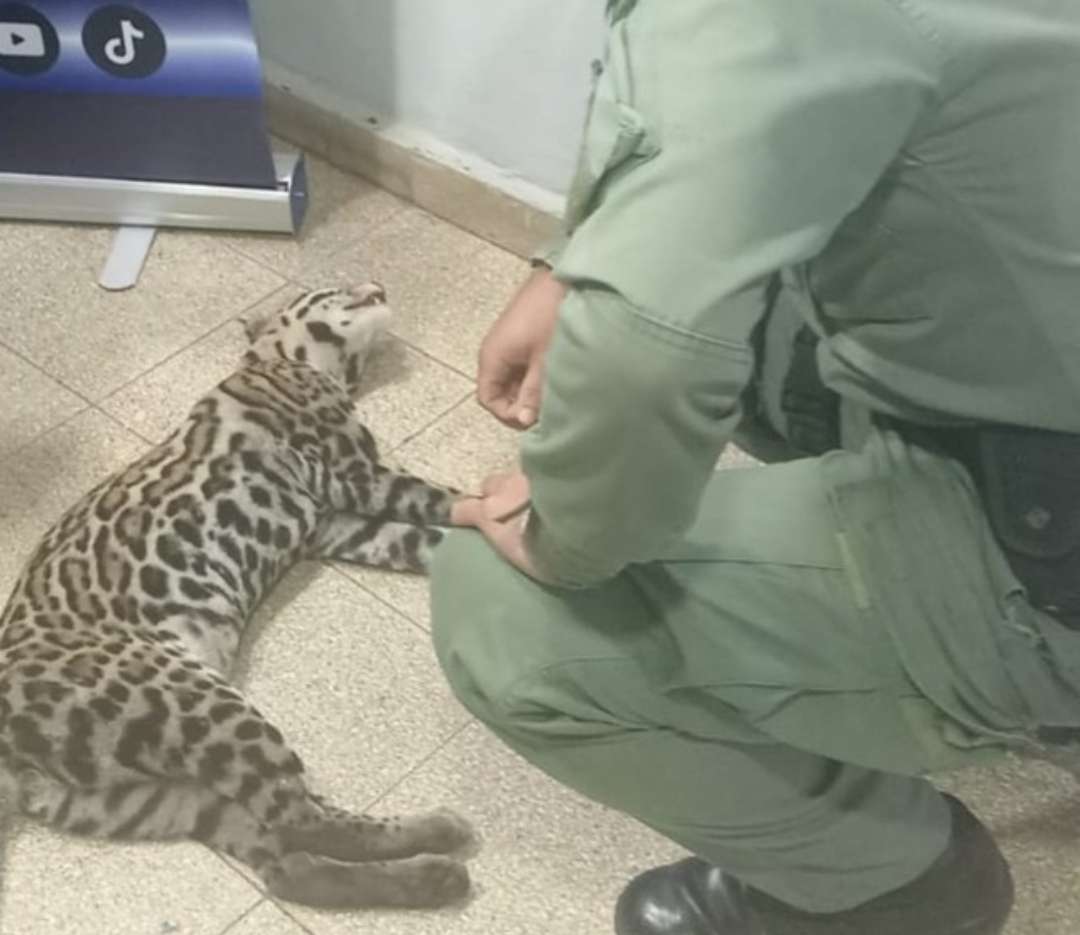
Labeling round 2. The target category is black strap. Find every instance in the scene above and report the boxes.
[884,417,1080,629]
[779,326,841,456]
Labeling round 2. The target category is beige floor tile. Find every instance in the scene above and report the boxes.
[0,344,86,461]
[404,239,526,377]
[354,337,474,453]
[0,220,60,264]
[0,409,146,592]
[0,227,284,400]
[297,206,475,292]
[935,756,1080,935]
[100,289,296,442]
[0,821,261,935]
[224,156,406,283]
[393,397,520,495]
[232,564,470,816]
[102,289,471,452]
[287,723,684,935]
[304,208,528,377]
[223,900,312,935]
[336,566,434,632]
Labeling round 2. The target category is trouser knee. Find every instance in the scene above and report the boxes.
[430,530,531,731]
[431,530,624,745]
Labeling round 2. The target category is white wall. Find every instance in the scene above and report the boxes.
[250,1,606,206]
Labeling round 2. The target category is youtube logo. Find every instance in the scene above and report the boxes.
[0,4,58,75]
[0,23,45,58]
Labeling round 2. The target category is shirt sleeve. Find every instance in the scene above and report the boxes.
[529,231,570,271]
[520,0,944,588]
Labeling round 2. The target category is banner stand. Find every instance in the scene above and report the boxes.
[0,1,306,290]
[98,225,156,291]
[0,150,309,289]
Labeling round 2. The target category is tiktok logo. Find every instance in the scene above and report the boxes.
[105,18,144,67]
[83,5,166,79]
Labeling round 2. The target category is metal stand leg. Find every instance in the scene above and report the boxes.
[98,225,157,291]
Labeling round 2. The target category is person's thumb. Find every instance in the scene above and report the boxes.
[450,496,486,527]
[514,358,544,428]
[476,358,518,423]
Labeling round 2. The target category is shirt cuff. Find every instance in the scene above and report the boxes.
[529,229,571,271]
[523,510,622,589]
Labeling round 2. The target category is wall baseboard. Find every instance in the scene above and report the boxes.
[263,83,561,260]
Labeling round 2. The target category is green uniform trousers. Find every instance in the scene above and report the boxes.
[432,370,1080,913]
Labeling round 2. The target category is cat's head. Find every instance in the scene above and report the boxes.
[241,283,392,392]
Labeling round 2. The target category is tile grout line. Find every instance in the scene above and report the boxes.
[226,193,410,284]
[0,334,101,413]
[203,836,317,932]
[271,903,319,935]
[385,329,477,385]
[213,893,269,935]
[304,199,440,275]
[380,221,531,386]
[363,719,476,813]
[206,848,270,912]
[230,216,490,389]
[323,563,433,641]
[387,388,477,457]
[233,719,477,932]
[2,242,291,416]
[83,350,472,466]
[0,403,94,468]
[0,393,155,473]
[274,198,517,386]
[315,565,476,804]
[94,281,296,415]
[92,404,155,448]
[317,206,519,386]
[5,180,501,427]
[254,722,477,930]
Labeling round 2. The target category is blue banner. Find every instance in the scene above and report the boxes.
[0,1,277,187]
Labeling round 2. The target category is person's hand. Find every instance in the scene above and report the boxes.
[452,471,540,578]
[477,265,566,429]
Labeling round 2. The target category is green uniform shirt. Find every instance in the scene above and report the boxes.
[522,0,1080,587]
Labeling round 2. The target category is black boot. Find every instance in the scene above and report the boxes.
[614,794,1013,935]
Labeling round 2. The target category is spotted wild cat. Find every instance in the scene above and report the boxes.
[0,284,476,909]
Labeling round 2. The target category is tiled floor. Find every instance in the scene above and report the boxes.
[0,154,1077,934]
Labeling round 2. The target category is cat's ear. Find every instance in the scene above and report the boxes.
[239,310,273,344]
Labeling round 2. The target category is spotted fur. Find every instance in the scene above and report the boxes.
[0,284,474,909]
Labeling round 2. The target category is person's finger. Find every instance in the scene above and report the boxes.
[451,488,527,527]
[476,375,518,421]
[484,472,531,521]
[478,383,531,429]
[450,496,486,527]
[513,357,545,428]
[475,508,536,577]
[476,342,519,409]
